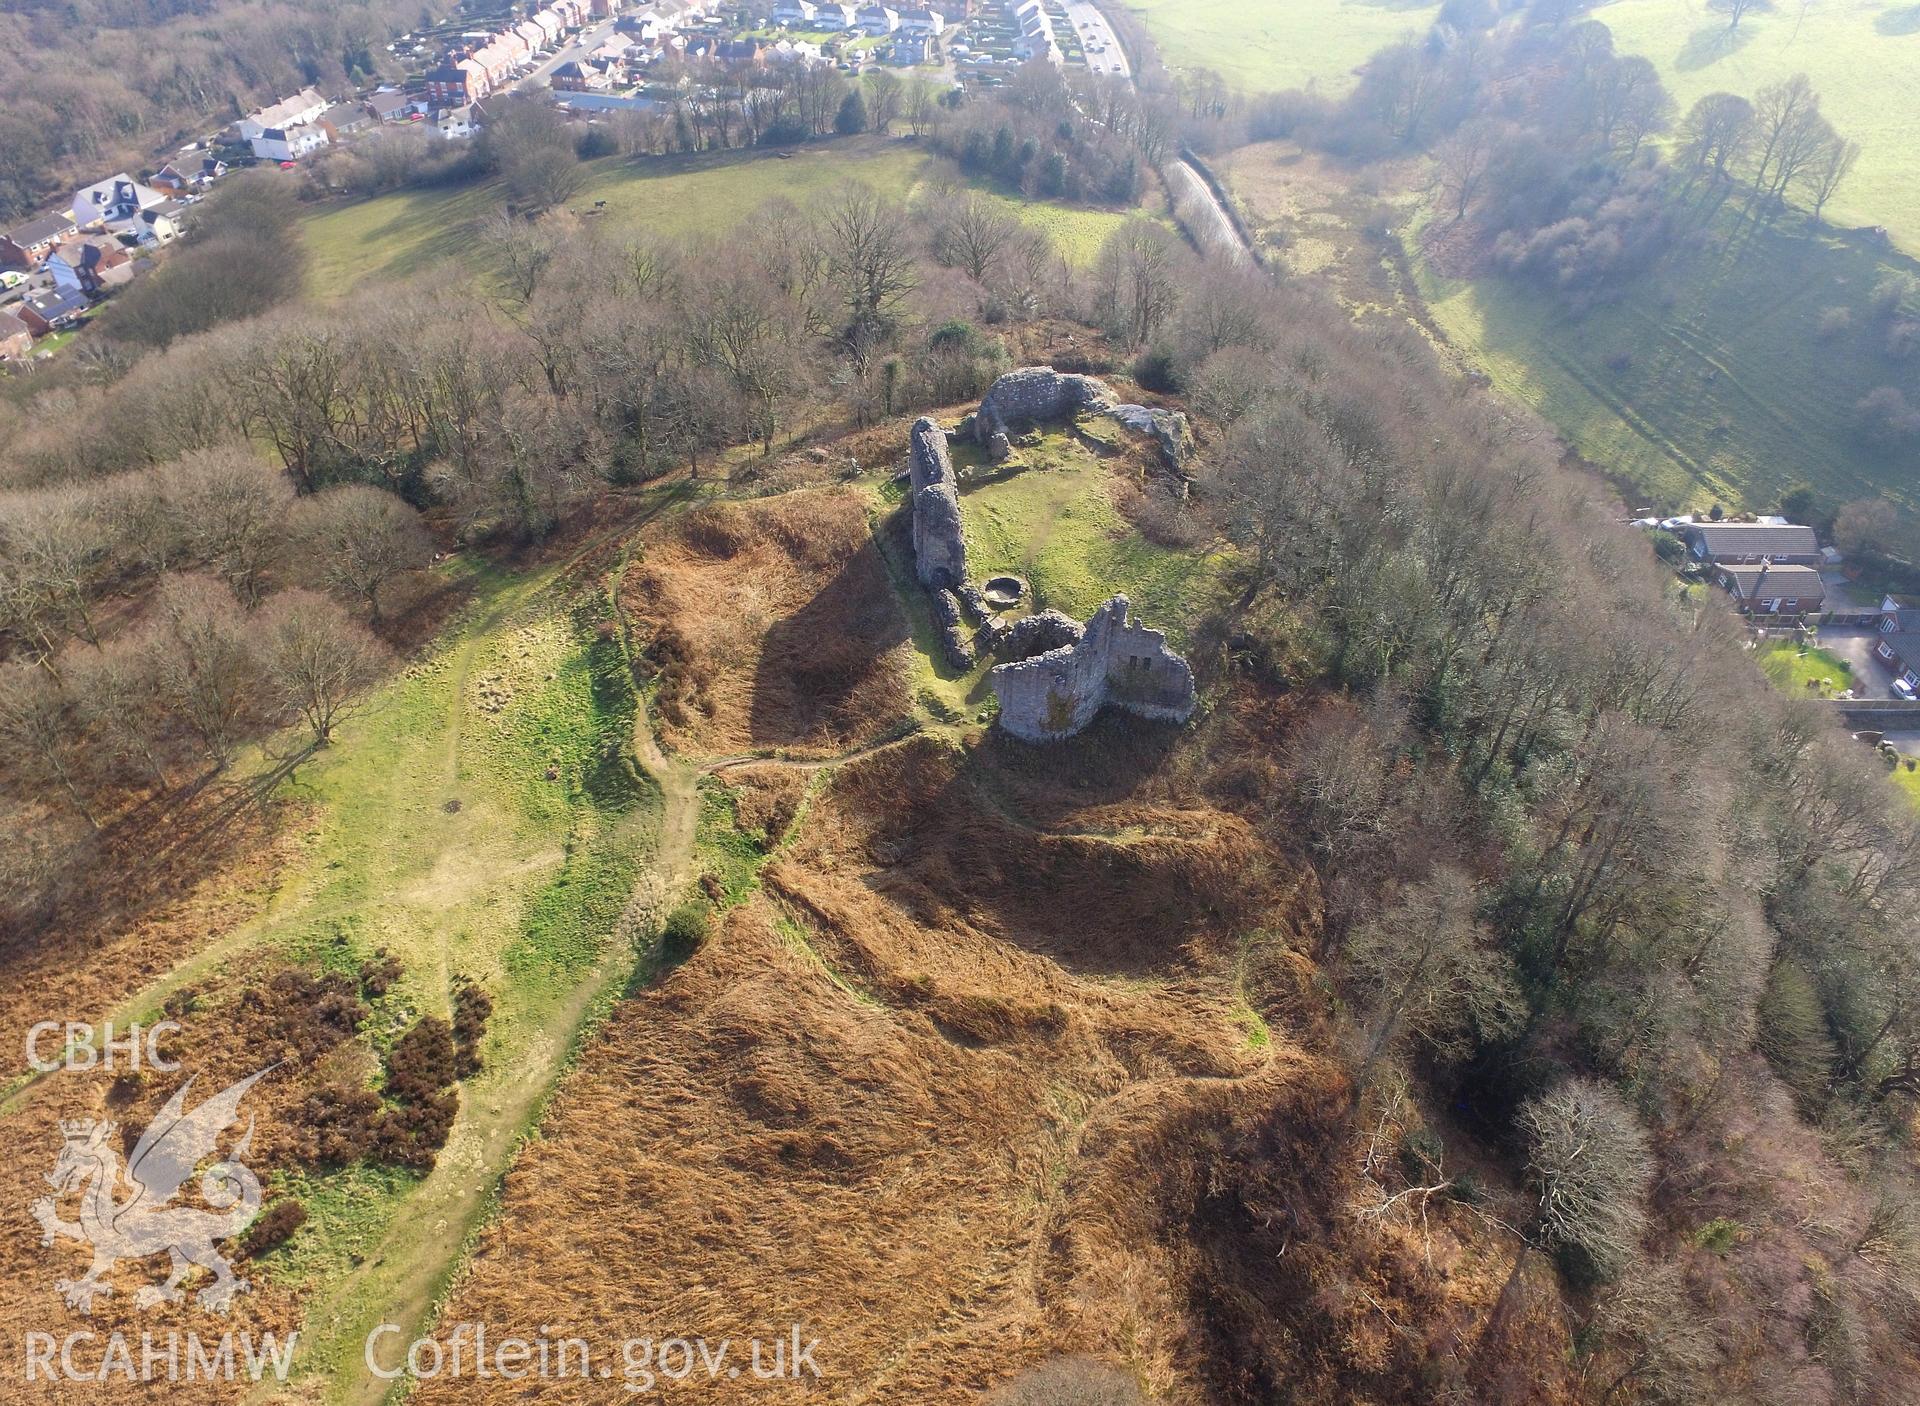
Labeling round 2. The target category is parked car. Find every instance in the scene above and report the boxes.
[1896,679,1917,701]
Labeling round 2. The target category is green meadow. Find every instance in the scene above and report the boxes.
[1594,0,1920,251]
[1118,0,1440,94]
[301,136,1133,295]
[1414,202,1920,514]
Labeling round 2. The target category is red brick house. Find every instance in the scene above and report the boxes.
[1684,521,1822,567]
[1,211,80,269]
[1874,597,1920,694]
[1719,562,1825,616]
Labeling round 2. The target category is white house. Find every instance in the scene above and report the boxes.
[772,0,818,23]
[437,104,481,140]
[900,7,945,35]
[857,4,901,33]
[70,174,165,231]
[251,122,330,161]
[134,201,189,247]
[238,87,328,146]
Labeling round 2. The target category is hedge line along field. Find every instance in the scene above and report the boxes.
[300,136,1135,296]
[1127,0,1916,250]
[1593,0,1920,252]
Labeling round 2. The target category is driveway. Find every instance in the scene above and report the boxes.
[1821,570,1881,611]
[1815,624,1903,699]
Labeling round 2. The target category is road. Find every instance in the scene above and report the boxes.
[512,15,622,92]
[1063,0,1130,79]
[1070,0,1254,265]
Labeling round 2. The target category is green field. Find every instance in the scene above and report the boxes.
[1119,0,1439,94]
[1414,203,1920,514]
[301,137,1133,295]
[82,544,678,1402]
[1594,0,1920,251]
[958,429,1225,641]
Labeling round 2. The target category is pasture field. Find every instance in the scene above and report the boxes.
[301,137,1133,296]
[1594,0,1920,251]
[1118,0,1439,93]
[1412,203,1920,514]
[250,552,665,1400]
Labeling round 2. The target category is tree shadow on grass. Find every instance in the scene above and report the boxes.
[1676,20,1757,71]
[1877,4,1920,35]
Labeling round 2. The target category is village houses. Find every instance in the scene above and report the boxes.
[70,174,165,233]
[238,87,330,162]
[1875,598,1920,698]
[0,212,79,269]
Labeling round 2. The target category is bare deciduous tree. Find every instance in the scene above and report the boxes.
[930,191,1021,284]
[292,485,432,624]
[1346,867,1524,1094]
[255,589,392,745]
[1519,1078,1654,1279]
[0,660,95,825]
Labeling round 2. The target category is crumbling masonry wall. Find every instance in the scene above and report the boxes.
[968,366,1195,481]
[991,595,1197,742]
[909,416,968,591]
[971,367,1117,459]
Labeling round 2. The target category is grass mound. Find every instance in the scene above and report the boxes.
[622,487,916,759]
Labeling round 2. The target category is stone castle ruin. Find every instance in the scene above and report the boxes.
[902,371,1200,741]
[961,365,1195,485]
[989,594,1198,742]
[909,416,967,591]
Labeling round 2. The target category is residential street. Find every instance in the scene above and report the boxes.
[514,16,622,92]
